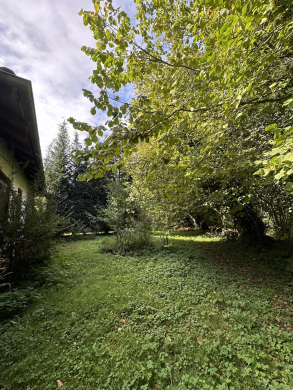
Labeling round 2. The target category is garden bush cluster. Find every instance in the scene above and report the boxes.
[0,184,61,287]
[98,179,153,253]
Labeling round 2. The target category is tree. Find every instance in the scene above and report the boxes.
[44,123,110,234]
[67,0,293,241]
[100,176,152,251]
[44,121,72,211]
[69,0,293,182]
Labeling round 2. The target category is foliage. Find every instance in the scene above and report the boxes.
[44,122,110,234]
[1,234,293,389]
[69,0,293,183]
[125,140,293,240]
[66,0,293,241]
[0,287,41,321]
[45,121,72,198]
[0,257,71,320]
[0,256,10,290]
[0,183,60,285]
[98,177,153,252]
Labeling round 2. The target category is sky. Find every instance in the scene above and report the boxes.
[0,0,137,158]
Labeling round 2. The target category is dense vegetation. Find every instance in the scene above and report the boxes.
[0,233,293,389]
[45,122,110,235]
[67,0,293,241]
[0,180,60,286]
[1,1,293,388]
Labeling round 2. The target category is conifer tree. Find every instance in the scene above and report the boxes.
[44,124,110,234]
[44,121,72,216]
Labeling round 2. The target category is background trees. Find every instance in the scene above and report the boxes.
[44,122,110,234]
[68,0,293,241]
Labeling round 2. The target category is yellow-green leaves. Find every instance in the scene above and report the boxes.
[94,2,100,13]
[70,0,293,190]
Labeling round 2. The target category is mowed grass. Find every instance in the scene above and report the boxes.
[1,233,293,390]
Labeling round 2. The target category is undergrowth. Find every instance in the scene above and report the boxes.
[0,233,293,389]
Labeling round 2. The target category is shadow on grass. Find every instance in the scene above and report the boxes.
[162,232,293,292]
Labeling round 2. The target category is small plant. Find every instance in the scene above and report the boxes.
[0,256,10,290]
[98,178,153,253]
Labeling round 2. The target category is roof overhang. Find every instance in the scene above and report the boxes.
[0,68,44,188]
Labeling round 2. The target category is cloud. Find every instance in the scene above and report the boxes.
[0,0,137,158]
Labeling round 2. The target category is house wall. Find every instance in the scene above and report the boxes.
[0,137,30,197]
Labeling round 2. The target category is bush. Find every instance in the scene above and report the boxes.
[0,256,10,290]
[0,185,62,286]
[98,178,153,253]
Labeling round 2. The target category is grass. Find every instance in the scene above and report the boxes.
[0,232,293,389]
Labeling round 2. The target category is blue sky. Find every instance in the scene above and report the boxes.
[0,0,137,157]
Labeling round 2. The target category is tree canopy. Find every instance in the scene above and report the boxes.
[68,0,293,240]
[69,0,293,182]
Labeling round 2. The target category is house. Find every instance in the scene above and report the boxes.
[0,67,44,216]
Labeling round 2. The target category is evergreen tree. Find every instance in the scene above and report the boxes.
[44,124,110,234]
[44,121,71,194]
[67,132,110,234]
[44,121,72,217]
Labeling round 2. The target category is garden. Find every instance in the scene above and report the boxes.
[1,0,293,388]
[1,232,293,389]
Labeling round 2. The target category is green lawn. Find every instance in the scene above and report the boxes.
[1,233,293,389]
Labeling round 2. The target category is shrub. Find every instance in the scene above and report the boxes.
[98,179,153,253]
[0,185,62,285]
[0,256,10,290]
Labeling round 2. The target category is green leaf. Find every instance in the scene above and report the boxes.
[275,170,285,181]
[98,129,103,136]
[284,98,293,107]
[285,182,293,192]
[265,124,277,132]
[91,108,96,115]
[87,172,93,180]
[94,2,99,13]
[220,23,229,34]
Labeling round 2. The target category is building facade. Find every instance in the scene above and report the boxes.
[0,67,44,217]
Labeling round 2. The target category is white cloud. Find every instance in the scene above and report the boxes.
[0,0,136,158]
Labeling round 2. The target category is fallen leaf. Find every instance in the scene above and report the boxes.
[118,327,123,332]
[57,380,64,387]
